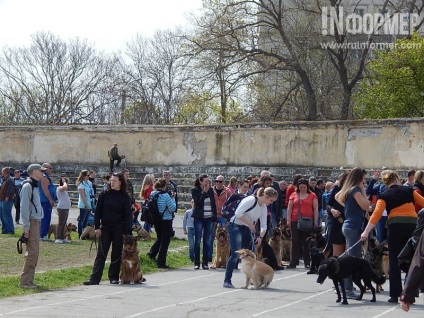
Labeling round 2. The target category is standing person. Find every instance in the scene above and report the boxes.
[191,174,217,270]
[228,176,237,194]
[39,163,56,241]
[102,174,110,192]
[366,169,387,243]
[108,143,123,172]
[83,172,132,285]
[19,164,45,289]
[183,200,195,262]
[223,187,278,288]
[140,174,155,232]
[403,169,416,188]
[285,174,303,212]
[286,178,319,269]
[237,179,250,195]
[400,230,424,312]
[55,177,72,244]
[279,180,288,222]
[361,169,424,303]
[0,167,16,234]
[76,170,94,239]
[147,178,176,268]
[208,175,232,261]
[162,170,178,213]
[336,167,370,299]
[122,168,136,223]
[89,170,97,197]
[13,169,25,225]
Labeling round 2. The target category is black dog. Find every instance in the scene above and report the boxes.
[256,237,285,271]
[307,229,327,274]
[317,254,386,305]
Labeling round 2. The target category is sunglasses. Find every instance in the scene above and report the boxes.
[215,180,223,183]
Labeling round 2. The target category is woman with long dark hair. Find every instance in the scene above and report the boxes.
[191,174,217,270]
[83,173,132,285]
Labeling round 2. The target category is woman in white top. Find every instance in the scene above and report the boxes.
[223,187,278,288]
[55,177,72,243]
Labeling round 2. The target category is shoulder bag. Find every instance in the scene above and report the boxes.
[297,193,314,232]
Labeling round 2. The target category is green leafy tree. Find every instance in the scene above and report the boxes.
[354,34,424,119]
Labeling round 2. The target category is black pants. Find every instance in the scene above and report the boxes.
[109,157,121,172]
[290,221,311,266]
[89,225,124,283]
[387,222,416,298]
[14,194,21,223]
[149,220,173,267]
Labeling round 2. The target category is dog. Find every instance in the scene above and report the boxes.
[132,225,152,241]
[236,249,274,289]
[80,225,96,240]
[279,222,292,262]
[307,229,327,274]
[255,236,284,270]
[47,223,77,240]
[268,227,283,265]
[364,237,388,292]
[120,235,143,284]
[210,224,230,269]
[317,254,386,305]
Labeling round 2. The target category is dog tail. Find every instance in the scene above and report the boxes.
[372,272,386,285]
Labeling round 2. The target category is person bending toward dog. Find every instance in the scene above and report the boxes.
[83,172,132,285]
[223,187,278,288]
[361,170,424,303]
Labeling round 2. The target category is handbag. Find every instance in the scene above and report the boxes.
[297,193,314,232]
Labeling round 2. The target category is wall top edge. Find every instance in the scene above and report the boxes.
[0,117,423,131]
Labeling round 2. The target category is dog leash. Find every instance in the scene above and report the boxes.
[339,239,362,258]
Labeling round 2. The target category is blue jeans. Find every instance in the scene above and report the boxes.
[187,227,195,261]
[342,226,362,292]
[224,222,253,283]
[193,217,213,265]
[78,208,90,237]
[0,200,15,234]
[40,202,53,238]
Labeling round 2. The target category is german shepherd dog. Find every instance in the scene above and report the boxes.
[279,222,292,262]
[120,235,143,284]
[364,237,388,292]
[268,227,283,266]
[255,236,284,271]
[211,224,230,269]
[307,229,327,274]
[132,225,152,241]
[236,249,274,289]
[317,255,386,305]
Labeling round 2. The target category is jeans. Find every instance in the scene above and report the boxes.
[187,227,195,261]
[224,222,253,283]
[193,217,213,266]
[342,226,362,292]
[40,202,53,238]
[0,199,15,234]
[281,208,287,221]
[375,216,388,243]
[14,194,21,223]
[78,208,90,237]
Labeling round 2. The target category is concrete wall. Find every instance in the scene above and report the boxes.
[1,118,423,169]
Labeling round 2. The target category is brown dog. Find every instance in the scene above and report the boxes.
[279,222,292,262]
[236,249,274,289]
[268,227,283,265]
[47,223,77,240]
[80,225,96,240]
[211,224,230,269]
[132,225,152,241]
[120,235,143,284]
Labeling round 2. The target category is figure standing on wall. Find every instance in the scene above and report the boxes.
[108,143,125,173]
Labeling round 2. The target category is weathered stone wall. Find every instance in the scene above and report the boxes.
[1,118,423,169]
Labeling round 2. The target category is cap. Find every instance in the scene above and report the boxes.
[27,164,47,173]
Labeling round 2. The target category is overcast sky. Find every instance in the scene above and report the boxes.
[0,0,203,52]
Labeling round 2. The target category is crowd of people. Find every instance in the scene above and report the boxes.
[1,151,423,311]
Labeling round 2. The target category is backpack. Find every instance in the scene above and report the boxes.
[141,191,167,226]
[20,179,39,214]
[221,193,258,221]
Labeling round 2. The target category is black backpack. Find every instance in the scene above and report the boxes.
[221,193,257,221]
[141,191,167,226]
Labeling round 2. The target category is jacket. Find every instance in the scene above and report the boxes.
[213,186,232,217]
[191,186,217,222]
[20,178,43,231]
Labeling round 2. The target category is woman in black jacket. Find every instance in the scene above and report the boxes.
[83,172,132,285]
[191,174,217,270]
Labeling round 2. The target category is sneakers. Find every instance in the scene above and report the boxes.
[54,239,63,244]
[223,281,235,289]
[83,280,99,285]
[202,264,209,270]
[388,297,398,303]
[19,283,38,289]
[62,239,71,243]
[40,236,52,242]
[194,265,200,270]
[345,291,359,299]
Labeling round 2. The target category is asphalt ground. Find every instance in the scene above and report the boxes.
[2,208,423,318]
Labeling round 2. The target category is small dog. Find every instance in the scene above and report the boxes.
[268,227,283,265]
[279,222,292,262]
[80,225,96,240]
[47,223,77,240]
[364,237,388,292]
[120,235,143,284]
[236,249,274,289]
[317,255,386,305]
[132,225,152,241]
[211,224,230,269]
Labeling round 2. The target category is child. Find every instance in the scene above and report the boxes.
[183,200,195,262]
